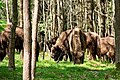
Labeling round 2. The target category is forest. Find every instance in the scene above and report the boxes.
[0,0,120,80]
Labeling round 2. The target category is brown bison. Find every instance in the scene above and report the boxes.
[99,36,115,63]
[46,36,70,62]
[46,36,58,52]
[0,32,6,61]
[0,30,10,61]
[85,32,101,60]
[69,27,86,64]
[51,27,87,64]
[0,26,40,61]
[50,29,73,63]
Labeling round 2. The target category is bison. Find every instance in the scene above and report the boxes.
[69,27,86,64]
[50,29,73,63]
[0,25,40,61]
[46,36,58,52]
[0,32,6,61]
[85,32,101,60]
[51,27,87,64]
[0,30,10,61]
[99,36,115,63]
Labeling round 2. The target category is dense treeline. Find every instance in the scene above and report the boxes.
[0,0,114,37]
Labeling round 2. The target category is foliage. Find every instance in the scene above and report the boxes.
[38,22,46,32]
[0,20,6,32]
[0,54,119,80]
[0,0,6,19]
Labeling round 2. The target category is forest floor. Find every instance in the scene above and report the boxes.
[0,53,120,80]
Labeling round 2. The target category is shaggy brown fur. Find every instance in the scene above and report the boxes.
[46,36,58,52]
[100,36,115,63]
[51,29,73,62]
[69,27,86,64]
[0,26,40,61]
[85,32,101,60]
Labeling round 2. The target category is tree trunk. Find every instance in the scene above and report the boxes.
[19,0,23,28]
[101,0,107,37]
[87,0,94,32]
[31,0,39,79]
[57,0,61,34]
[8,0,18,70]
[23,0,32,79]
[114,0,120,70]
[70,0,73,28]
[42,0,45,60]
[5,0,9,23]
[53,0,57,37]
[97,0,102,36]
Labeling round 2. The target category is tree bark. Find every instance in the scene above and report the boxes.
[69,0,73,28]
[114,0,120,70]
[8,0,18,70]
[5,0,9,23]
[31,0,39,79]
[101,0,107,37]
[23,0,32,79]
[53,0,57,37]
[88,0,94,32]
[19,0,23,28]
[57,0,61,34]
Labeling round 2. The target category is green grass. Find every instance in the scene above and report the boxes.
[0,53,119,80]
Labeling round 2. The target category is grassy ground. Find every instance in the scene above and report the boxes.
[0,53,119,80]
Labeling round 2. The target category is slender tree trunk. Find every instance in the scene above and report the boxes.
[23,0,32,79]
[50,0,53,38]
[87,0,94,32]
[112,0,115,36]
[42,0,45,60]
[61,0,66,31]
[70,0,73,28]
[53,0,57,37]
[57,0,61,34]
[114,0,120,70]
[19,0,23,28]
[5,0,9,23]
[31,0,39,79]
[97,0,102,36]
[8,0,18,70]
[101,0,106,37]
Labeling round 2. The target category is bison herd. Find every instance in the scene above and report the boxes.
[46,27,115,64]
[0,25,115,65]
[0,25,39,62]
[0,24,25,61]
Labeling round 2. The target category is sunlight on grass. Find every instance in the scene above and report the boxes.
[0,53,119,80]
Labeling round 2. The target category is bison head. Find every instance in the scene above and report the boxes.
[51,45,63,61]
[46,36,58,52]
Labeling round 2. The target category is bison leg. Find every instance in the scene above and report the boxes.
[63,54,68,61]
[57,52,65,63]
[67,51,73,62]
